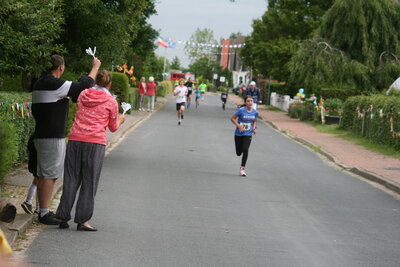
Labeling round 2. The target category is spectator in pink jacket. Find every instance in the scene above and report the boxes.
[56,70,125,231]
[138,77,146,111]
[146,76,157,112]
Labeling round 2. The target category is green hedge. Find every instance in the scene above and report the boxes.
[0,92,34,184]
[0,114,19,184]
[0,74,23,92]
[320,88,360,101]
[341,95,400,149]
[288,102,315,121]
[157,80,173,97]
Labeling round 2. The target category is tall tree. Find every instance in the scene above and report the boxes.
[60,0,151,72]
[185,28,218,62]
[170,56,182,70]
[289,0,400,92]
[240,0,333,81]
[0,0,64,85]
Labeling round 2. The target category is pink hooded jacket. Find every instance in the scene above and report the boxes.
[68,88,120,145]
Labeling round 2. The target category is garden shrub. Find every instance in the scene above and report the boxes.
[0,74,23,92]
[0,92,34,183]
[320,88,360,101]
[289,102,315,121]
[341,95,400,149]
[0,114,18,184]
[323,98,344,116]
[157,80,173,97]
[110,72,130,112]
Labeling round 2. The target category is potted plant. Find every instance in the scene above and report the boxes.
[323,98,343,124]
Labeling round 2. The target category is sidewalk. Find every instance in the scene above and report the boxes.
[228,94,400,194]
[0,94,173,247]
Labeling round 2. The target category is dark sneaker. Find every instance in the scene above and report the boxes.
[39,211,62,225]
[21,201,33,215]
[181,114,184,119]
[178,121,181,125]
[59,221,70,229]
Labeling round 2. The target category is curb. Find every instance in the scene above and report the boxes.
[260,115,400,195]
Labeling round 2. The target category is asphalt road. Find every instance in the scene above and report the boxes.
[27,95,400,267]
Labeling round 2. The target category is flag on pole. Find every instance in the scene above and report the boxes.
[157,37,169,48]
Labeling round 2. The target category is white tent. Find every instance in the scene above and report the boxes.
[386,77,400,95]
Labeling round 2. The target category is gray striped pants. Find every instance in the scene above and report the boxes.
[56,140,105,224]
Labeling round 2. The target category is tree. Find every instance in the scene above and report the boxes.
[170,56,182,70]
[185,28,219,62]
[240,0,333,81]
[60,0,152,72]
[289,0,400,92]
[0,0,64,85]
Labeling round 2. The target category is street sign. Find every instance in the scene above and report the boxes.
[213,74,218,80]
[219,76,225,82]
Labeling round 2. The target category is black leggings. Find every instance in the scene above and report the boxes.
[234,135,252,167]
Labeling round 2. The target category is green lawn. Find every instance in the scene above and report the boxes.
[308,122,400,160]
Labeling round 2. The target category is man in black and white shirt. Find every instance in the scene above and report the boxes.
[32,55,101,225]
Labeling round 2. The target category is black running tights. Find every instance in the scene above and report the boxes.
[234,135,252,167]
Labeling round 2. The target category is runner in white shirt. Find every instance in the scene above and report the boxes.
[174,79,188,125]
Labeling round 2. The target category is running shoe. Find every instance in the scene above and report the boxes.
[181,114,184,119]
[239,167,246,177]
[178,120,181,125]
[21,201,33,215]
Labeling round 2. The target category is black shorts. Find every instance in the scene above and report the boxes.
[176,102,185,110]
[187,89,192,96]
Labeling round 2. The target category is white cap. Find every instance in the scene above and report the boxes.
[250,81,256,86]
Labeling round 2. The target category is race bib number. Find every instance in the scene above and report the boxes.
[222,95,227,99]
[240,122,251,131]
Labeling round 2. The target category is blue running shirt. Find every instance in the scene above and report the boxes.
[234,107,258,136]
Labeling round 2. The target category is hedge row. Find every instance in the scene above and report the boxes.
[320,88,360,101]
[341,95,400,149]
[157,80,174,97]
[0,92,34,184]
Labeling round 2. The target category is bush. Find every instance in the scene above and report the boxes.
[0,114,18,184]
[288,102,315,121]
[0,74,23,92]
[157,80,173,97]
[320,88,360,101]
[341,95,400,149]
[323,98,344,116]
[0,92,34,183]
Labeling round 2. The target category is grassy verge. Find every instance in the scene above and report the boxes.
[308,122,400,160]
[265,105,285,112]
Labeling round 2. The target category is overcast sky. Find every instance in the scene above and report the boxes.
[148,0,267,67]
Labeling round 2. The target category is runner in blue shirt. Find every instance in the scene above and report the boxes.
[230,95,258,176]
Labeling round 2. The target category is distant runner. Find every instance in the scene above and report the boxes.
[221,88,228,110]
[230,96,258,177]
[174,79,188,125]
[184,77,193,108]
[198,81,207,101]
[194,86,202,108]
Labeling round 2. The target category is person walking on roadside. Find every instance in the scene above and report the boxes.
[138,77,146,111]
[184,77,193,108]
[221,88,228,110]
[198,81,207,101]
[146,76,157,112]
[230,96,258,177]
[31,54,100,225]
[245,81,261,110]
[56,70,125,231]
[174,79,188,125]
